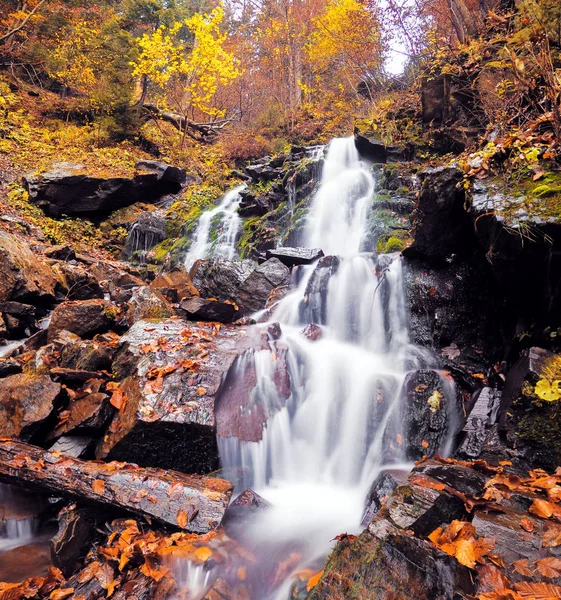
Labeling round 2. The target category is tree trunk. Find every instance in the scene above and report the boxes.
[0,438,233,533]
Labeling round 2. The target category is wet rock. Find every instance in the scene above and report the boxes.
[189,258,256,303]
[354,133,387,163]
[308,470,473,600]
[49,436,94,458]
[59,340,116,373]
[361,469,409,527]
[51,262,104,300]
[97,319,256,473]
[237,258,291,314]
[265,247,324,267]
[300,256,340,324]
[44,245,76,261]
[50,391,113,439]
[223,489,270,536]
[24,162,186,219]
[215,345,291,442]
[0,372,61,439]
[457,387,502,459]
[48,299,114,342]
[404,259,499,374]
[150,268,199,303]
[179,297,239,323]
[301,323,323,341]
[0,301,37,337]
[0,357,22,378]
[403,370,463,460]
[230,488,270,509]
[405,167,475,260]
[245,160,285,182]
[124,286,173,327]
[51,504,100,577]
[0,230,57,304]
[238,189,271,217]
[88,260,145,291]
[135,159,187,185]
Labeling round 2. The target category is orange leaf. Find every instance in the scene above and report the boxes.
[421,439,429,449]
[50,589,75,600]
[197,386,207,396]
[306,570,324,592]
[237,567,247,581]
[176,509,188,529]
[92,480,105,494]
[513,581,561,599]
[520,517,534,532]
[530,499,554,519]
[537,557,561,579]
[544,523,561,547]
[194,546,213,562]
[512,559,534,577]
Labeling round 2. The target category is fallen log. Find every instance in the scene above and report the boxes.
[0,438,233,533]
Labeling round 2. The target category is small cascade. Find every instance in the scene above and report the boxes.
[184,185,245,270]
[0,485,39,552]
[124,211,166,263]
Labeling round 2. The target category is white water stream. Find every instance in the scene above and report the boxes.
[184,185,245,271]
[176,138,455,599]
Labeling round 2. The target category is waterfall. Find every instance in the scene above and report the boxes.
[184,185,245,270]
[175,137,457,599]
[0,485,38,552]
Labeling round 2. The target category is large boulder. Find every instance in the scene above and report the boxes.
[405,167,475,261]
[96,319,259,473]
[150,268,199,303]
[0,231,57,305]
[236,258,291,314]
[189,258,256,303]
[0,372,61,439]
[24,162,186,219]
[50,262,104,301]
[123,211,166,261]
[48,299,114,342]
[124,286,173,327]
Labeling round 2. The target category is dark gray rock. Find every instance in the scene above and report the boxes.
[361,469,408,526]
[180,297,239,323]
[405,167,475,260]
[135,160,187,185]
[24,162,186,219]
[265,247,324,267]
[124,211,166,262]
[190,258,256,303]
[237,258,291,314]
[354,133,387,163]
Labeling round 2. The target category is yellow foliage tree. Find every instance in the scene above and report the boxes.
[131,7,242,122]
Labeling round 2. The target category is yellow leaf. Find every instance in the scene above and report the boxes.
[454,539,476,568]
[194,546,213,562]
[535,379,561,401]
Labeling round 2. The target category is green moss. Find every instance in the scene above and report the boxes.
[384,237,406,253]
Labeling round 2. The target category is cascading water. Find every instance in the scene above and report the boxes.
[175,137,457,599]
[184,184,245,270]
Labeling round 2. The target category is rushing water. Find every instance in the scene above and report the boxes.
[176,138,455,599]
[184,185,245,271]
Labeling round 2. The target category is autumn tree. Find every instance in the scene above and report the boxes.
[131,6,242,142]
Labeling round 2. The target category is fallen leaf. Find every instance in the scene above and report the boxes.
[306,570,324,592]
[455,539,476,568]
[544,523,561,547]
[512,558,534,577]
[176,509,188,529]
[197,386,207,396]
[92,480,105,495]
[477,564,509,592]
[530,498,554,519]
[421,439,429,449]
[237,567,246,581]
[520,517,534,532]
[537,557,561,578]
[513,581,561,599]
[50,589,74,600]
[194,546,213,562]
